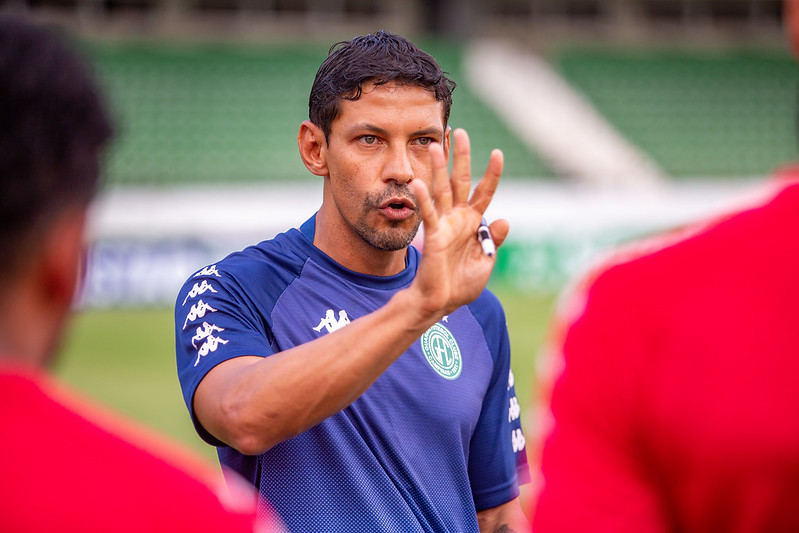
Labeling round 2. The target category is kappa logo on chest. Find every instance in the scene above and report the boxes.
[313,309,351,334]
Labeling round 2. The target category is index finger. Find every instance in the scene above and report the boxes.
[409,177,438,235]
[450,128,472,206]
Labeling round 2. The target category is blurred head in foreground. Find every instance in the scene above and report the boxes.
[0,15,275,532]
[0,13,112,365]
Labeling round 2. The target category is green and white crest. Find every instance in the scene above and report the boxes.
[420,323,462,380]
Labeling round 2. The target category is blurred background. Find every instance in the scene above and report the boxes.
[4,0,795,464]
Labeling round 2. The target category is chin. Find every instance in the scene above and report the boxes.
[371,235,414,252]
[370,228,417,251]
[358,218,419,252]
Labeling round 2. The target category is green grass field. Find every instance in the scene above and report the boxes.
[55,287,558,465]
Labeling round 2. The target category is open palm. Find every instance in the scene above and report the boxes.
[409,128,510,322]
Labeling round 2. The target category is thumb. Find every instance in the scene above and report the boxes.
[488,219,510,248]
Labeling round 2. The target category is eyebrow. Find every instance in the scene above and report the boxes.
[349,123,445,141]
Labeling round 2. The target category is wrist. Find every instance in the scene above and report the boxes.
[388,287,445,337]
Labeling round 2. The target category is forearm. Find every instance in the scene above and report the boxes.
[195,287,441,455]
[477,498,529,533]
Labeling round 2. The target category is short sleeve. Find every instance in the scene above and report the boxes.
[467,290,530,511]
[174,261,276,444]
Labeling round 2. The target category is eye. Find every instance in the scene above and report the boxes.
[360,135,378,145]
[416,137,433,146]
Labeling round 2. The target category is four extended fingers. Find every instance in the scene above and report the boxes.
[423,127,505,245]
[427,128,502,216]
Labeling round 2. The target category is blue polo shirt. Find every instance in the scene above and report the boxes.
[176,215,529,532]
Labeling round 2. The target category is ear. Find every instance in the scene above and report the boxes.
[443,126,452,162]
[40,209,88,311]
[298,120,329,177]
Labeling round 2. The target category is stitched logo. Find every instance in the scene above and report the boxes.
[420,323,462,380]
[313,309,351,334]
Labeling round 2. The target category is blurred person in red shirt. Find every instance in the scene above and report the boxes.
[532,178,799,533]
[531,3,799,531]
[0,14,281,532]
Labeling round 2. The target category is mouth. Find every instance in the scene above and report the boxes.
[378,197,416,221]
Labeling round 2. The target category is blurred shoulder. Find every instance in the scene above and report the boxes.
[557,178,798,326]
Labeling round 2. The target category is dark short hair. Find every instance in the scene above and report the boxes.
[0,14,113,272]
[309,30,456,140]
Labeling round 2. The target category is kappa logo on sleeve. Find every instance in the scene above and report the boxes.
[191,322,229,366]
[191,321,225,348]
[508,396,521,423]
[194,264,221,278]
[313,309,351,334]
[420,322,462,380]
[511,428,526,453]
[182,280,218,305]
[183,299,218,329]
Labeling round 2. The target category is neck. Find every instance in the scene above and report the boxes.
[0,276,70,369]
[313,207,409,277]
[0,208,85,368]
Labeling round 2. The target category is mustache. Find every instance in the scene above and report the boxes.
[369,182,418,209]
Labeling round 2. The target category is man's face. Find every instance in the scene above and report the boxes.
[321,81,447,252]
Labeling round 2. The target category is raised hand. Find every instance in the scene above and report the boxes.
[408,128,510,322]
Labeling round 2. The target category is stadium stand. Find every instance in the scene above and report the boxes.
[82,39,551,185]
[554,46,799,178]
[12,0,790,184]
[83,38,798,186]
[87,42,327,184]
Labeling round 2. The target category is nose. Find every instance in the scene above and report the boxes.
[383,144,414,185]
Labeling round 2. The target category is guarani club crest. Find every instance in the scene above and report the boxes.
[420,322,462,380]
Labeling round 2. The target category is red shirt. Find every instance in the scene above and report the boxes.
[532,180,799,532]
[0,363,281,532]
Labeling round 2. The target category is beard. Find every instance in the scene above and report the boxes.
[353,183,421,251]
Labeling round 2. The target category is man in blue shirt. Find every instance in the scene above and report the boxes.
[176,31,529,532]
